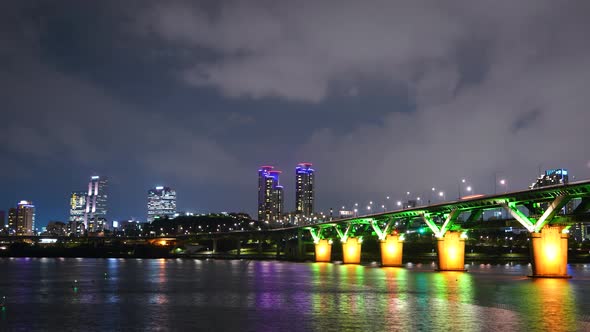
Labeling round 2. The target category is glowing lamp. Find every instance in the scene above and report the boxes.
[314,239,332,262]
[342,237,362,264]
[436,231,466,271]
[380,234,404,267]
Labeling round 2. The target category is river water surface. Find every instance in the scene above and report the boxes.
[1,258,589,331]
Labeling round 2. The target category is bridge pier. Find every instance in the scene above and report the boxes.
[275,239,281,259]
[212,239,218,254]
[436,231,466,271]
[380,234,403,267]
[530,226,570,278]
[342,237,362,264]
[314,239,332,262]
[257,239,263,255]
[236,239,241,257]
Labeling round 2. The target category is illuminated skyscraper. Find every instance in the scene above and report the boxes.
[257,166,284,223]
[84,175,108,232]
[69,191,87,223]
[147,186,177,222]
[295,163,315,218]
[7,208,17,234]
[14,200,35,235]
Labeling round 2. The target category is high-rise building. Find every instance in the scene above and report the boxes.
[7,208,17,233]
[84,175,108,232]
[0,210,5,228]
[257,166,284,223]
[12,200,35,235]
[529,168,569,189]
[69,191,87,223]
[295,163,315,218]
[147,186,177,222]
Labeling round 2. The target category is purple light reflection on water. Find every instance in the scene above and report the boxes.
[0,259,590,331]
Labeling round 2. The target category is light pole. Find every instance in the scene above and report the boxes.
[438,191,445,201]
[381,204,386,212]
[396,201,402,209]
[354,208,358,217]
[499,179,507,193]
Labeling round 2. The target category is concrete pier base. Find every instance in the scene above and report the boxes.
[314,239,332,262]
[436,231,466,271]
[530,226,571,278]
[380,235,403,267]
[342,237,362,264]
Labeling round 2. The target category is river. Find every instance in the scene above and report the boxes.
[0,258,589,331]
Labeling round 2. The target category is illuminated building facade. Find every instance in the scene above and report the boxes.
[69,191,87,223]
[147,186,177,222]
[257,166,284,223]
[11,200,35,235]
[530,168,569,189]
[295,163,315,218]
[7,208,17,233]
[84,175,108,232]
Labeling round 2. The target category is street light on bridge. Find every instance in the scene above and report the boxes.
[499,179,507,193]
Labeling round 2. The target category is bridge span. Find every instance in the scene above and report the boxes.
[287,179,590,278]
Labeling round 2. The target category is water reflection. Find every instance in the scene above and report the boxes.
[1,259,590,331]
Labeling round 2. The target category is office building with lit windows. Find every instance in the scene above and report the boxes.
[84,175,108,232]
[9,200,35,235]
[257,166,284,223]
[529,168,569,189]
[147,186,177,222]
[69,191,87,223]
[295,163,315,218]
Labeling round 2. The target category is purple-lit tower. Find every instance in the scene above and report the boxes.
[257,166,284,223]
[295,163,315,219]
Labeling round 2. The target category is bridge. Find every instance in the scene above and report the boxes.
[3,180,589,278]
[286,179,590,278]
[137,179,589,278]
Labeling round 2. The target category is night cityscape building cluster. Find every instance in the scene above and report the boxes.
[258,163,316,225]
[0,167,588,242]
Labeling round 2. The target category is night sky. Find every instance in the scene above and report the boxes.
[2,1,590,227]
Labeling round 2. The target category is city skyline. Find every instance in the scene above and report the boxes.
[2,2,590,227]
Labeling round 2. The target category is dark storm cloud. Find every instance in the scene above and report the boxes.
[136,0,590,197]
[1,1,590,223]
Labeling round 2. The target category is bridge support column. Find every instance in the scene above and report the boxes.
[236,239,241,257]
[436,231,466,271]
[380,234,403,267]
[297,229,304,261]
[212,239,218,254]
[257,239,263,255]
[314,239,332,262]
[530,226,570,278]
[342,237,362,264]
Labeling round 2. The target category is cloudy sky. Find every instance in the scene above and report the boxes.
[2,1,590,227]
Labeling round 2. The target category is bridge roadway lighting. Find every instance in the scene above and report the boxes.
[500,179,507,193]
[354,208,358,217]
[438,191,445,201]
[396,201,402,208]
